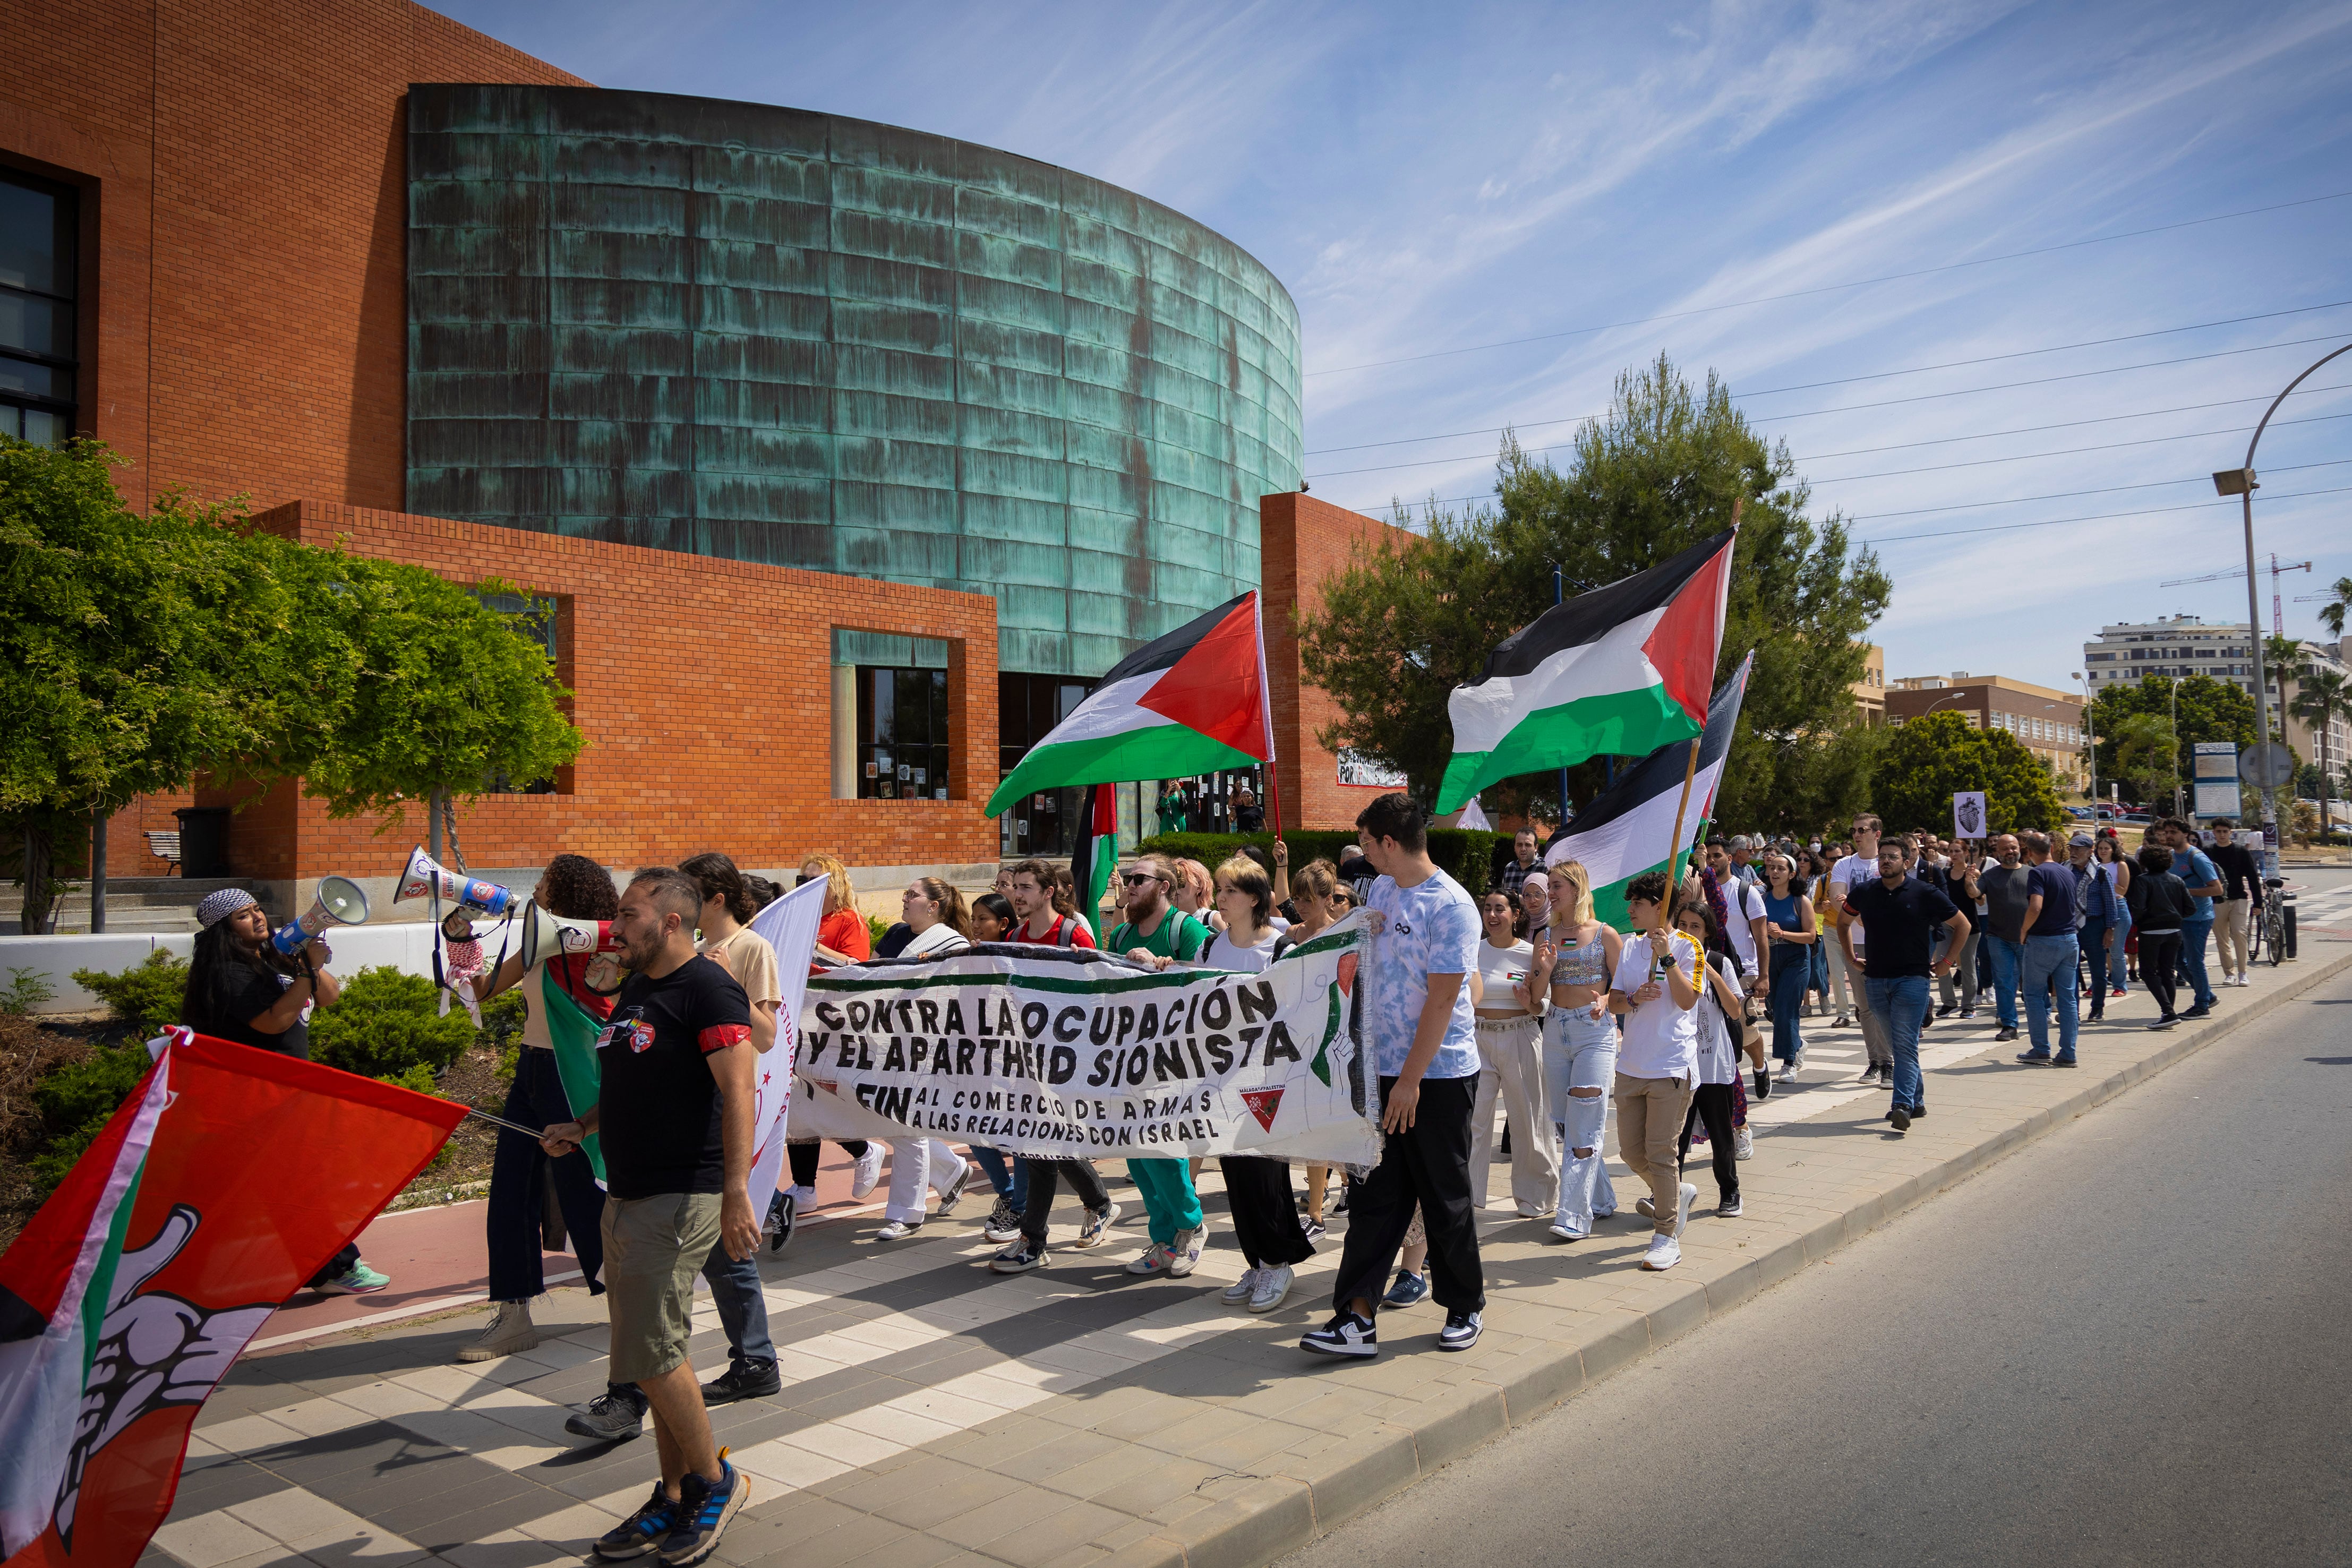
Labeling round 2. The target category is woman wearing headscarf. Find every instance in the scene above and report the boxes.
[180,887,386,1296]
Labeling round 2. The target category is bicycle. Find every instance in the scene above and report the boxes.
[2250,877,2293,967]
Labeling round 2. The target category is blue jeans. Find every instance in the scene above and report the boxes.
[1768,945,1808,1063]
[2078,919,2110,1012]
[2105,909,2133,993]
[2019,933,2080,1061]
[703,1240,773,1365]
[2177,915,2217,1008]
[968,1146,1028,1210]
[1866,975,1930,1113]
[1986,935,2024,1030]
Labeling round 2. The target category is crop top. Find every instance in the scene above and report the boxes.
[1550,926,1610,988]
[1476,939,1534,1010]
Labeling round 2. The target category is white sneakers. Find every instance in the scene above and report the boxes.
[1734,1127,1755,1161]
[1641,1233,1682,1271]
[457,1301,538,1363]
[850,1145,884,1199]
[1127,1243,1175,1275]
[1248,1264,1294,1313]
[1222,1267,1263,1304]
[1168,1226,1205,1276]
[1675,1182,1697,1237]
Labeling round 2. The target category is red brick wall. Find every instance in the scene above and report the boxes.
[0,0,587,517]
[192,502,1000,880]
[1259,493,1415,831]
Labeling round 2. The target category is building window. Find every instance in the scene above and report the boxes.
[478,591,563,793]
[997,672,1099,855]
[829,631,951,801]
[0,169,78,446]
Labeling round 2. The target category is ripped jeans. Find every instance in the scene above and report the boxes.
[1543,1004,1619,1234]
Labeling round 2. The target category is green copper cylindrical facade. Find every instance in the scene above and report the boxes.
[406,85,1303,678]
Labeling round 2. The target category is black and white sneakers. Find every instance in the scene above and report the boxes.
[1300,1310,1379,1357]
[1436,1311,1482,1351]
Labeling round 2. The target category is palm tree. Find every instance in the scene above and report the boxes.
[2316,575,2352,638]
[2293,669,2348,845]
[2263,632,2307,744]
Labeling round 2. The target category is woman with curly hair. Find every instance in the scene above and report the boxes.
[461,855,623,1385]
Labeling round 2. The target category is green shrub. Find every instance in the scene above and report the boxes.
[2,967,55,1015]
[70,949,189,1032]
[478,989,527,1081]
[1134,828,1505,898]
[866,913,892,949]
[28,1040,151,1194]
[307,965,476,1083]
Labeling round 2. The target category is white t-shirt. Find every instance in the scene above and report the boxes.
[1829,851,1877,954]
[901,923,972,958]
[1717,878,1768,976]
[1611,930,1701,1081]
[1476,938,1534,1012]
[1692,953,1743,1085]
[1200,927,1282,973]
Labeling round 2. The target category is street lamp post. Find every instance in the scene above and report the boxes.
[2215,337,2352,879]
[2169,677,2183,819]
[2075,673,2098,811]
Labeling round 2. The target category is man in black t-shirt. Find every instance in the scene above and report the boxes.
[1844,841,1970,1133]
[2205,820,2263,988]
[541,868,755,1565]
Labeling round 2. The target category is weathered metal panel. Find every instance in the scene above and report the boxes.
[407,85,1302,677]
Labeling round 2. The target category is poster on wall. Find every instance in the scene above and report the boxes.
[1337,749,1408,789]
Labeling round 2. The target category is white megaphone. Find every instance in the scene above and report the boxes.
[518,901,624,972]
[396,846,519,916]
[271,876,371,955]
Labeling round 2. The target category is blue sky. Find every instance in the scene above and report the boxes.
[441,0,2352,692]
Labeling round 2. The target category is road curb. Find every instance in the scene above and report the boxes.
[1204,948,2352,1568]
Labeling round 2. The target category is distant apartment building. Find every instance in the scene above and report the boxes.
[1852,642,1886,727]
[2083,617,2350,790]
[1887,673,2086,791]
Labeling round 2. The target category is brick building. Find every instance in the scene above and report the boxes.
[1886,673,2087,792]
[4,1,1397,919]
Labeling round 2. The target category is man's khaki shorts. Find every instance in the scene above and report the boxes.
[600,1192,724,1385]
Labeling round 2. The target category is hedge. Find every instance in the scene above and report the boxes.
[1133,828,1506,898]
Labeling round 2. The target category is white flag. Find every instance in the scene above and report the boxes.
[745,875,828,1203]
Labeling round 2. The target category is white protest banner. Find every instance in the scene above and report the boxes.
[743,873,827,1203]
[1952,791,1988,839]
[790,913,1379,1164]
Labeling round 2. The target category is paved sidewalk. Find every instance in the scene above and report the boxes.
[144,936,2352,1568]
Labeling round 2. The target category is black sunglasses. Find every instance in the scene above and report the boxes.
[795,872,816,886]
[1122,872,1164,886]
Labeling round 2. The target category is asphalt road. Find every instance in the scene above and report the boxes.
[1283,884,2352,1568]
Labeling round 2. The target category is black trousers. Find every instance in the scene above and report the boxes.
[1678,1082,1738,1203]
[1330,1076,1483,1319]
[1019,1158,1110,1245]
[485,1047,610,1300]
[1219,1156,1313,1269]
[786,1139,870,1187]
[2139,931,2182,1019]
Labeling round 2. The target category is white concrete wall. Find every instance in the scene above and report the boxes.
[0,922,444,1015]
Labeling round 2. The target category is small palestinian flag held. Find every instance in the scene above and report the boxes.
[1070,782,1118,944]
[1543,653,1753,927]
[1436,529,1736,813]
[985,592,1275,817]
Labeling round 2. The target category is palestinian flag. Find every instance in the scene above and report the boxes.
[1071,782,1118,944]
[537,951,620,1185]
[1,1032,462,1568]
[985,592,1274,816]
[1436,529,1735,812]
[1543,653,1752,928]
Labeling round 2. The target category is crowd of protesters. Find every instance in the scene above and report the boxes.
[183,793,2263,1565]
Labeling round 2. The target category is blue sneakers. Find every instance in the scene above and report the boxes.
[657,1457,746,1567]
[1382,1270,1429,1308]
[592,1484,679,1561]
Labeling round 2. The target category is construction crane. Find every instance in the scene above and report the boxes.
[2160,554,2312,635]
